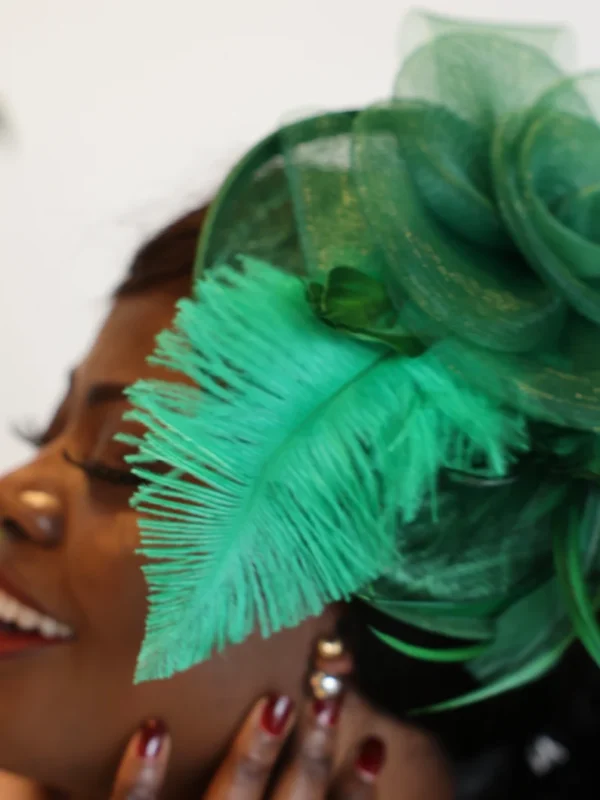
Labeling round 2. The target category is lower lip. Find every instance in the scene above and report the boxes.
[0,628,67,656]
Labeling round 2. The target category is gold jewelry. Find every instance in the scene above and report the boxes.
[309,670,344,700]
[317,637,344,659]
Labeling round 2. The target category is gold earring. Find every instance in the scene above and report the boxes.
[309,670,344,700]
[317,637,344,659]
[309,636,346,699]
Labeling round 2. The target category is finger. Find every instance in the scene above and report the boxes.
[110,719,171,800]
[204,694,295,800]
[271,695,343,800]
[314,653,354,676]
[0,772,48,800]
[332,736,386,800]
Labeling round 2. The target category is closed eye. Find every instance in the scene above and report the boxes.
[62,450,143,488]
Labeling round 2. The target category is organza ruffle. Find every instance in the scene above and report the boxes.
[172,14,600,706]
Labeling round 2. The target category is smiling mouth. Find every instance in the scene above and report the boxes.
[0,585,73,656]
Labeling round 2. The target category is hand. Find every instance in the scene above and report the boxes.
[109,694,386,799]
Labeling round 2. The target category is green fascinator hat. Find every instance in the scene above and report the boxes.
[120,12,600,711]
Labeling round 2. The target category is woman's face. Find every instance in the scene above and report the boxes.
[0,276,325,797]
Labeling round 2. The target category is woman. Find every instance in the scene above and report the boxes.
[3,10,600,798]
[0,205,452,799]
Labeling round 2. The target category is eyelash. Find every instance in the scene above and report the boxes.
[62,450,143,488]
[14,424,144,488]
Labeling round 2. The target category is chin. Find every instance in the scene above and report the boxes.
[0,653,124,797]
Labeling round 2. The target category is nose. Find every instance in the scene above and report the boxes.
[0,484,65,548]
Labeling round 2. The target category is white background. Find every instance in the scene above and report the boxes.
[0,0,597,472]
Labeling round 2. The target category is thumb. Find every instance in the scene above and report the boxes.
[110,719,171,800]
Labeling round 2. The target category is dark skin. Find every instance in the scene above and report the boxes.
[0,276,451,799]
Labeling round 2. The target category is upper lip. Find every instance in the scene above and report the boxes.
[0,570,66,624]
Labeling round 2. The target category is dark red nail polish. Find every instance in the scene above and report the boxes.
[137,719,167,759]
[355,737,386,780]
[261,695,294,736]
[313,697,342,727]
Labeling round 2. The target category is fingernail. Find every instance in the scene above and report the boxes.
[137,718,167,759]
[313,696,342,727]
[260,695,294,736]
[355,737,386,781]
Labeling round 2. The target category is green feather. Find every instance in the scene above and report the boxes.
[371,628,490,662]
[411,632,574,714]
[554,490,600,665]
[120,258,525,682]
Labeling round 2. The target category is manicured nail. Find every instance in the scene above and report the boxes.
[260,695,294,736]
[355,737,386,780]
[137,718,167,759]
[313,696,342,727]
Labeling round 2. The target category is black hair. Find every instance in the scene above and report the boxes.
[118,207,600,797]
[114,207,208,297]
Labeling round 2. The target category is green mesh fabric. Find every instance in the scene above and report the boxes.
[198,15,600,430]
[124,13,600,708]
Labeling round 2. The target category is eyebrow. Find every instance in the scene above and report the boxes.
[85,382,128,407]
[24,376,130,449]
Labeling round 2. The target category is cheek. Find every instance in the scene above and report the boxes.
[66,502,147,657]
[0,504,152,787]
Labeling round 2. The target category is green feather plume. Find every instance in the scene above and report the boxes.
[366,481,600,713]
[119,12,600,706]
[120,258,525,682]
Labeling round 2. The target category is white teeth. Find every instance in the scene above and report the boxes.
[39,618,59,638]
[16,608,37,630]
[3,599,18,622]
[0,588,72,639]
